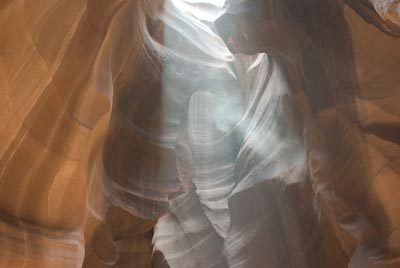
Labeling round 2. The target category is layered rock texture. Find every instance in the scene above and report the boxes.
[0,0,400,267]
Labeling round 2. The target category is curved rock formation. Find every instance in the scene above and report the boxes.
[0,0,400,267]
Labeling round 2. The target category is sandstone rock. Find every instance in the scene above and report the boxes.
[0,0,399,267]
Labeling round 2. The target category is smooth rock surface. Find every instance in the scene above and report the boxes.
[0,0,400,267]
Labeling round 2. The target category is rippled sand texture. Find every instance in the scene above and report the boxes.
[1,0,400,267]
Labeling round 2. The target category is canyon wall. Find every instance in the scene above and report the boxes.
[0,0,400,267]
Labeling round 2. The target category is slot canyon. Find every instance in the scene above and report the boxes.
[1,0,400,267]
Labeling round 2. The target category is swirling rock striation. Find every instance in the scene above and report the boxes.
[0,0,400,267]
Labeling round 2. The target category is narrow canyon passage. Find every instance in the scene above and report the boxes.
[0,0,400,267]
